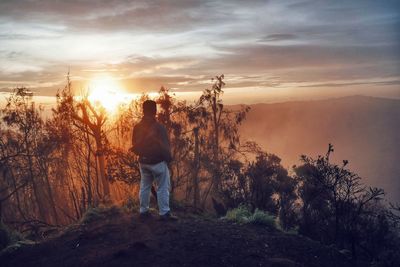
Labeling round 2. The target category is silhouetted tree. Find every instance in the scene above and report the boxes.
[219,151,298,229]
[196,75,250,203]
[54,79,111,203]
[294,144,387,259]
[1,88,59,225]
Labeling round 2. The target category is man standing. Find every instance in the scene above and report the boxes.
[131,100,176,220]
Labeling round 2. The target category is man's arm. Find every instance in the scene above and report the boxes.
[159,125,172,163]
[131,125,141,155]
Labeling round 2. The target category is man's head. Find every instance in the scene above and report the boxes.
[143,100,157,117]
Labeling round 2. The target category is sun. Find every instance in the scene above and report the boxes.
[88,75,125,112]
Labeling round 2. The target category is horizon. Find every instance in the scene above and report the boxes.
[1,0,399,103]
[2,90,400,112]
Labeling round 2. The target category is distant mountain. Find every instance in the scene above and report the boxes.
[238,95,400,203]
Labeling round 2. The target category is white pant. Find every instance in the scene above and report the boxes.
[139,161,171,215]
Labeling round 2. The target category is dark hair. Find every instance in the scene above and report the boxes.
[143,100,157,116]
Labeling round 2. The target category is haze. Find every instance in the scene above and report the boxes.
[239,96,400,203]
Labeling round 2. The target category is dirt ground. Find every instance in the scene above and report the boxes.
[0,209,354,267]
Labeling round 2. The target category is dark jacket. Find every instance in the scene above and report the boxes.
[131,116,172,164]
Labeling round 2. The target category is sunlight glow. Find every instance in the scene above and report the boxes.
[88,75,127,112]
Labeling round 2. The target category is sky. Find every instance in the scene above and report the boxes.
[0,0,399,104]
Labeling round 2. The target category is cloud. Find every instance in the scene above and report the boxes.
[297,79,400,88]
[258,34,298,42]
[0,0,399,100]
[0,0,240,33]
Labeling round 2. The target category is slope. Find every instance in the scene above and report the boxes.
[0,208,352,267]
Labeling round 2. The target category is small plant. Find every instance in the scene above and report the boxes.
[80,205,120,224]
[284,227,299,235]
[122,196,138,212]
[80,207,104,224]
[0,221,23,251]
[274,217,299,233]
[224,205,279,229]
[248,209,276,227]
[224,204,252,223]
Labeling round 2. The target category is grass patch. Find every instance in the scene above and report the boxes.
[0,221,24,251]
[0,240,36,257]
[248,209,276,227]
[224,205,277,228]
[80,205,121,224]
[224,204,252,224]
[283,227,299,235]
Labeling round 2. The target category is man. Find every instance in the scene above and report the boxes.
[131,100,176,220]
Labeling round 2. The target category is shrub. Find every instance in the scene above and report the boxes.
[80,205,120,224]
[0,221,23,251]
[224,205,278,229]
[224,204,252,224]
[80,207,103,224]
[248,209,276,227]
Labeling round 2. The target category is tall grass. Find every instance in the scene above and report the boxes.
[224,204,277,228]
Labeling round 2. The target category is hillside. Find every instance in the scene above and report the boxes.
[0,208,353,267]
[239,95,400,203]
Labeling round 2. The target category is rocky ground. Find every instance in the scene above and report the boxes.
[0,208,354,267]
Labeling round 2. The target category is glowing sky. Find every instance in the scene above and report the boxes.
[0,0,399,103]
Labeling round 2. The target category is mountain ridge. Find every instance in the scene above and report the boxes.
[236,95,400,203]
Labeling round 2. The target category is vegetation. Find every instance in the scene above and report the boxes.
[0,75,399,266]
[294,145,400,263]
[224,204,252,224]
[0,220,23,250]
[80,205,121,224]
[249,209,276,227]
[224,205,277,228]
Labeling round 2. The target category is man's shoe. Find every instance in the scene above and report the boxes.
[159,211,178,221]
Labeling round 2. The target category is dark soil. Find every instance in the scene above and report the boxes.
[0,209,353,267]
